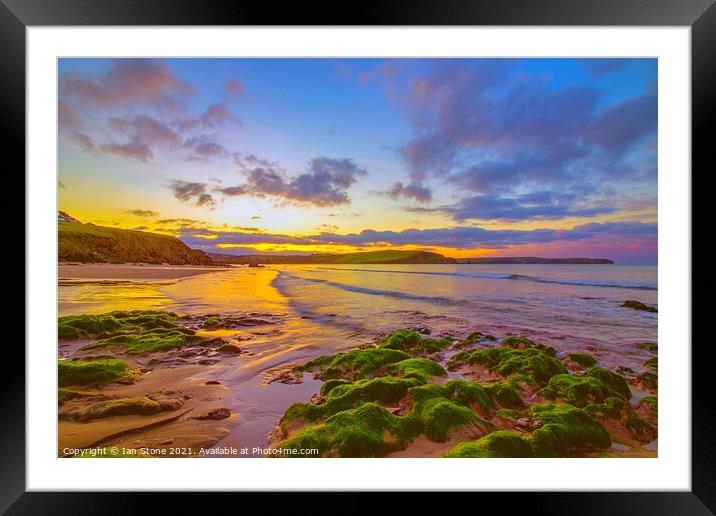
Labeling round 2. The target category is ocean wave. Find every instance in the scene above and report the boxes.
[275,272,464,305]
[313,267,657,290]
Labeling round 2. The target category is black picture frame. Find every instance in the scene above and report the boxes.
[6,0,708,512]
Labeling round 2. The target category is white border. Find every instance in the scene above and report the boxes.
[27,27,691,491]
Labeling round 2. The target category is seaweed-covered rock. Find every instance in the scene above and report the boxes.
[622,300,657,313]
[529,403,611,457]
[445,403,611,458]
[634,342,658,353]
[453,331,497,348]
[279,403,421,457]
[538,368,631,407]
[296,348,411,381]
[378,328,453,355]
[484,382,524,408]
[566,352,597,368]
[440,379,495,412]
[387,358,447,382]
[584,396,657,443]
[58,388,84,405]
[72,396,164,421]
[634,371,658,391]
[79,328,205,354]
[584,367,632,400]
[634,395,658,424]
[58,358,138,386]
[283,376,422,425]
[444,430,534,458]
[537,374,613,407]
[448,345,566,385]
[58,311,180,340]
[644,357,658,370]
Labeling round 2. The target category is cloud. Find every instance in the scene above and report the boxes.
[183,137,229,162]
[307,221,656,250]
[114,115,182,146]
[216,185,247,196]
[173,220,656,256]
[71,132,98,154]
[169,181,217,208]
[387,181,432,202]
[233,152,276,170]
[59,59,193,111]
[218,156,368,207]
[177,102,239,131]
[178,228,315,247]
[390,59,657,221]
[58,101,81,130]
[414,191,615,222]
[226,78,244,97]
[125,209,159,217]
[99,141,152,161]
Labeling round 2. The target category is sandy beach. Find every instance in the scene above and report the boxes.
[59,263,232,281]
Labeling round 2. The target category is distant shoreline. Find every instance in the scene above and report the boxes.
[207,252,614,266]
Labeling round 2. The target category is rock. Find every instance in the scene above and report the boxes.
[218,343,242,355]
[205,380,222,385]
[146,390,186,411]
[622,300,657,313]
[196,408,231,420]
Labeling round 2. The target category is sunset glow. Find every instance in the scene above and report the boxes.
[58,58,657,263]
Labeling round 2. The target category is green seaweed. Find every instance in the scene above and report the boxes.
[634,342,658,352]
[58,388,83,405]
[297,348,411,380]
[444,430,534,458]
[440,379,495,411]
[445,403,611,458]
[448,345,566,385]
[529,403,611,457]
[644,357,658,370]
[638,395,658,417]
[279,402,422,457]
[79,328,204,354]
[58,359,138,387]
[58,310,180,340]
[584,396,627,420]
[567,352,597,367]
[623,413,657,441]
[484,382,524,408]
[387,358,447,382]
[77,396,163,420]
[636,371,658,390]
[585,367,632,400]
[379,328,453,354]
[319,379,351,396]
[284,376,422,424]
[622,300,657,313]
[378,329,422,351]
[537,374,613,407]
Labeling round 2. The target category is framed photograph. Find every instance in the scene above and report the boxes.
[8,0,709,511]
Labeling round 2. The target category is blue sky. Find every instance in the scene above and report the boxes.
[58,58,658,263]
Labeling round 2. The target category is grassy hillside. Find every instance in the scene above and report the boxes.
[208,250,456,265]
[59,222,213,265]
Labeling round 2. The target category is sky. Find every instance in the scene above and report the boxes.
[58,58,657,264]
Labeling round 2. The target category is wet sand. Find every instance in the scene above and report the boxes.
[59,263,231,281]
